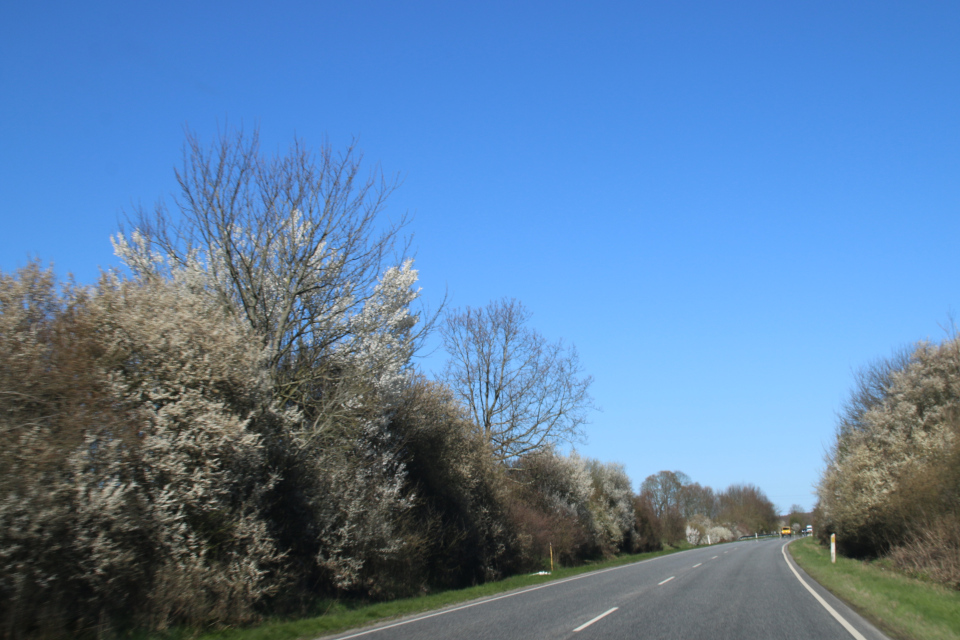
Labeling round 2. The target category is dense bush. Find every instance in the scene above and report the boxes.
[585,460,636,555]
[817,336,960,589]
[887,516,960,589]
[0,265,285,636]
[631,493,664,552]
[386,378,520,590]
[685,515,735,545]
[0,264,688,638]
[507,449,595,567]
[504,450,661,566]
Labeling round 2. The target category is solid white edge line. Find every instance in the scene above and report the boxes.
[573,607,619,632]
[331,552,672,639]
[781,542,868,640]
[658,576,675,585]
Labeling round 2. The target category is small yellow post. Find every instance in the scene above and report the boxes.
[549,542,554,574]
[830,533,836,564]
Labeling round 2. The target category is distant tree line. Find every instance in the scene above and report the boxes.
[637,470,780,545]
[816,336,960,590]
[786,505,812,532]
[0,128,780,638]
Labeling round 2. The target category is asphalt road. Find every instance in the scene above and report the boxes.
[325,538,891,640]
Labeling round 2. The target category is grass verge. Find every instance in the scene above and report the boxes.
[789,536,960,640]
[145,543,693,640]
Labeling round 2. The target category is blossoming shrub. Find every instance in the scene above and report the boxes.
[586,460,636,555]
[817,336,960,585]
[0,264,284,636]
[507,449,595,567]
[685,515,735,545]
[506,450,645,566]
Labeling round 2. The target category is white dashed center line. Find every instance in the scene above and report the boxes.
[658,576,675,585]
[573,607,618,632]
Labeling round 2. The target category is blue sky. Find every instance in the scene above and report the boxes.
[3,1,959,512]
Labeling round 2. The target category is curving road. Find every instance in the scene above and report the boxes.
[324,539,891,640]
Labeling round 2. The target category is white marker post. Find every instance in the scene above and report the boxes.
[830,533,836,564]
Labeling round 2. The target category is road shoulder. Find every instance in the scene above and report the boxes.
[782,540,892,640]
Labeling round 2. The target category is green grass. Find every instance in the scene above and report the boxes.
[789,536,960,640]
[141,543,692,640]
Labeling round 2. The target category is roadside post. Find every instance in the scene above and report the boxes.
[549,542,554,574]
[830,533,836,563]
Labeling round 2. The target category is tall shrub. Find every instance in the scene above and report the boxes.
[0,264,285,637]
[387,379,519,589]
[817,338,960,559]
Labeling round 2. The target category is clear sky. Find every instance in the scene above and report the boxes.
[3,1,959,512]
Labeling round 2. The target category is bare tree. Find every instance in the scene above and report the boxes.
[679,482,717,520]
[639,470,690,519]
[717,483,778,534]
[113,126,429,437]
[787,504,810,529]
[440,298,595,462]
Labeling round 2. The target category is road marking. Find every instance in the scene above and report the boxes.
[573,607,618,632]
[692,563,702,568]
[330,550,674,639]
[658,576,675,585]
[711,555,718,559]
[781,542,868,640]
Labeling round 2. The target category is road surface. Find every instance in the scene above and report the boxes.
[324,538,890,640]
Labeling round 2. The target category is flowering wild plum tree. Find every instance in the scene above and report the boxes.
[111,128,431,597]
[818,337,960,559]
[0,264,286,633]
[112,126,428,438]
[586,460,636,554]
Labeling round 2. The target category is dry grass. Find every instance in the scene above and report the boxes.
[887,517,960,590]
